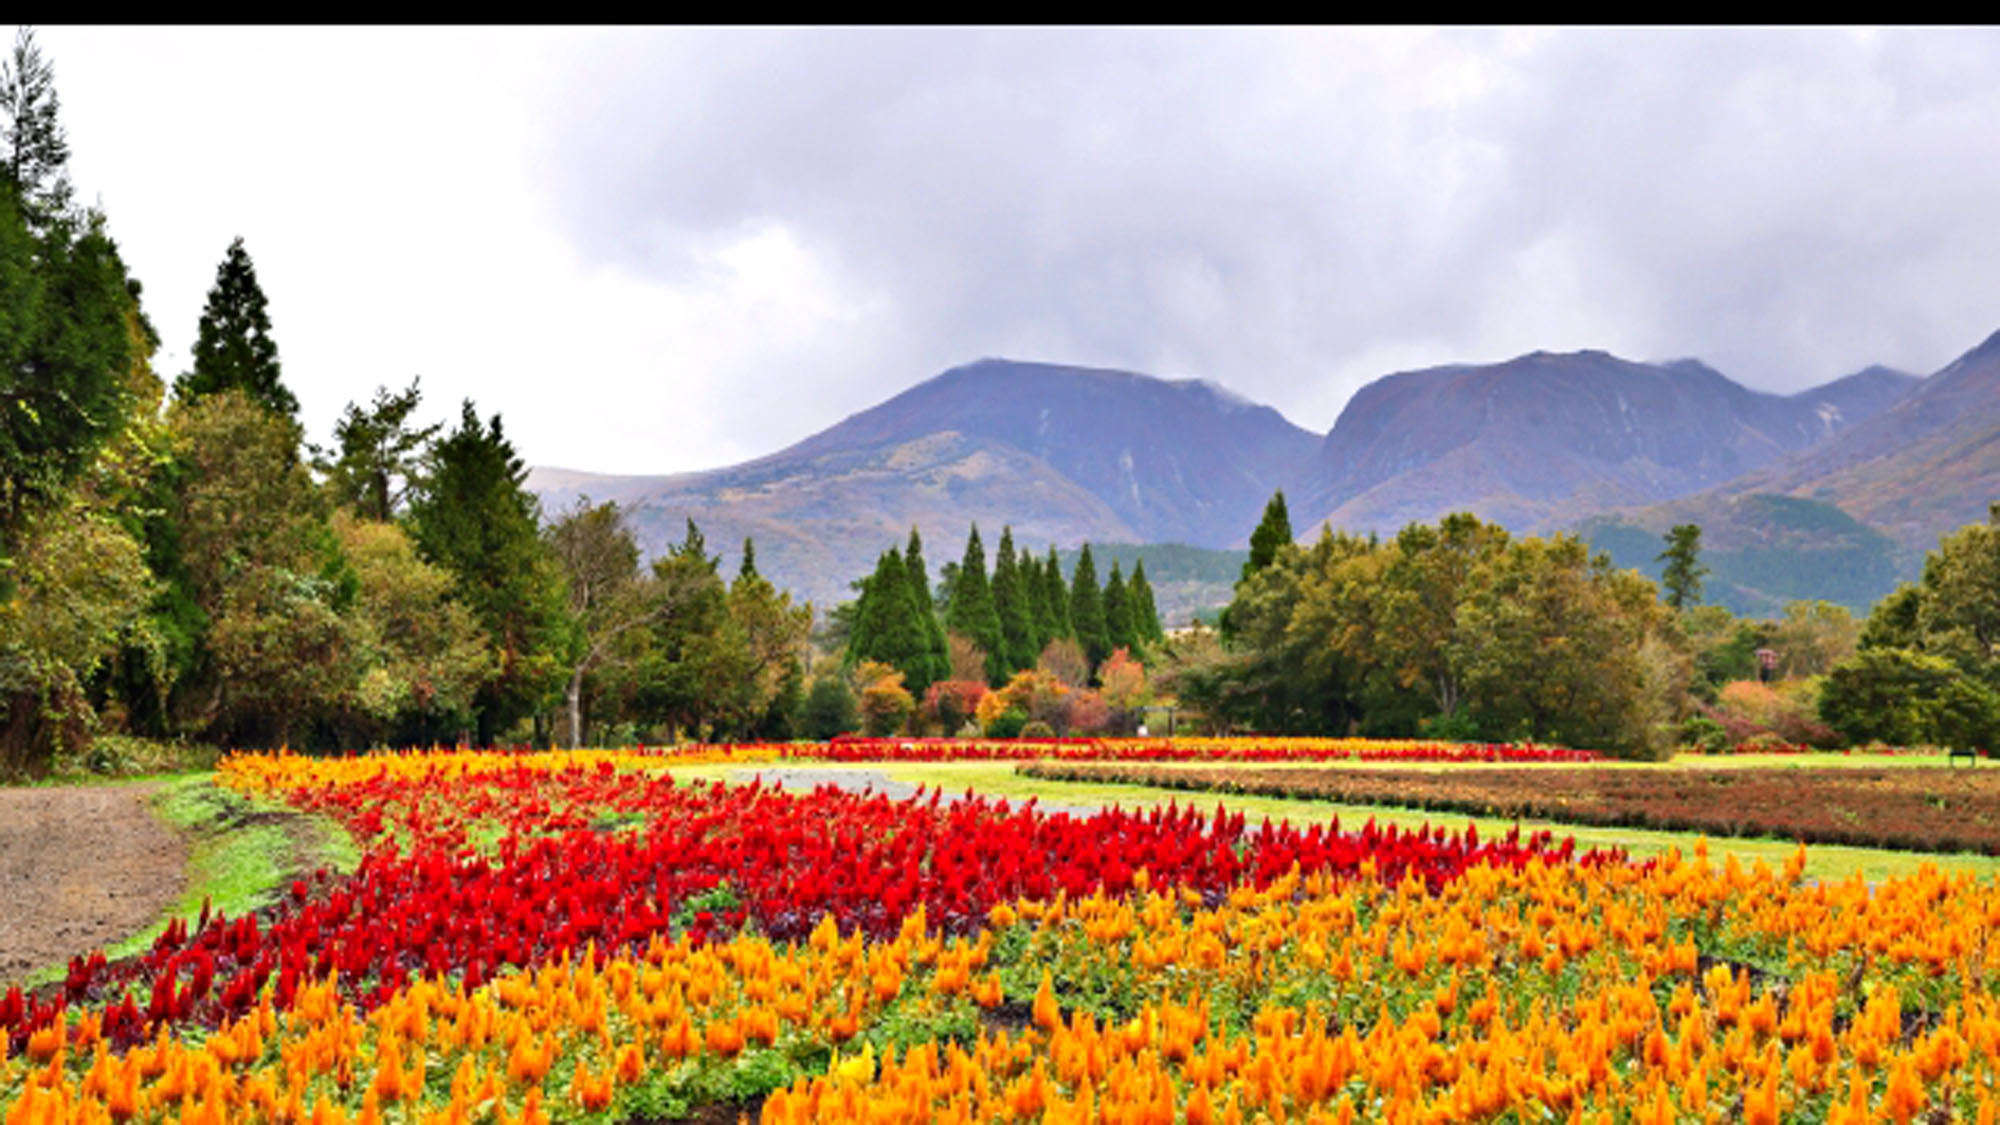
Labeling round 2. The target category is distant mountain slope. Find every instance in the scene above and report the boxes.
[1581,494,1904,617]
[528,360,1314,611]
[778,359,1320,546]
[1701,329,2000,554]
[1297,351,1918,536]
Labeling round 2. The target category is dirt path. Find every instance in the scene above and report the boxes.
[0,783,187,985]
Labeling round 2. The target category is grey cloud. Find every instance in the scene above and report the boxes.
[536,27,2000,449]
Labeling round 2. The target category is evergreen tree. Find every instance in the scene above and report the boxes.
[175,237,296,417]
[739,536,758,580]
[0,188,135,578]
[846,547,944,694]
[1103,561,1136,655]
[904,527,950,686]
[945,525,1005,683]
[1657,524,1707,610]
[1042,546,1072,639]
[0,28,72,228]
[1130,558,1165,642]
[405,401,570,743]
[1242,490,1294,582]
[1070,543,1108,669]
[315,378,439,521]
[0,31,138,590]
[1226,490,1296,640]
[992,526,1038,675]
[635,521,741,739]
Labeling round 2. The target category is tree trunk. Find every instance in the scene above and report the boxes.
[566,665,586,750]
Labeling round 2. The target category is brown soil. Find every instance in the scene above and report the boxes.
[0,783,187,986]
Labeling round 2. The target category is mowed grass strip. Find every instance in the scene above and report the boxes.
[1021,761,2000,857]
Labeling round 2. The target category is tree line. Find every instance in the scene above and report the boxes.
[0,31,812,773]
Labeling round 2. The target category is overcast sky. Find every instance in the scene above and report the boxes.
[29,26,2000,474]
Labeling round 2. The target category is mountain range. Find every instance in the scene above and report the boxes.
[528,328,2000,621]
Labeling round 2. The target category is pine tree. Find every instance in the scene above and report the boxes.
[904,527,950,687]
[0,28,72,228]
[1042,546,1072,640]
[1242,490,1294,582]
[992,526,1038,675]
[1130,558,1165,642]
[945,525,1006,684]
[1103,561,1136,655]
[739,537,759,580]
[1070,543,1108,669]
[176,237,296,417]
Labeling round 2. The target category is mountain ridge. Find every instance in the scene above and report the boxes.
[526,338,1992,618]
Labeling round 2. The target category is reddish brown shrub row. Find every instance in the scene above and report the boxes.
[1019,762,2000,856]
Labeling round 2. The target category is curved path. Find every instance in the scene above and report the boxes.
[733,766,1103,817]
[0,783,186,985]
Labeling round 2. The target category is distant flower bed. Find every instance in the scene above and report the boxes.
[774,735,1601,764]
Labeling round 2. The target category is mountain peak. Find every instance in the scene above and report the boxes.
[1301,349,1913,536]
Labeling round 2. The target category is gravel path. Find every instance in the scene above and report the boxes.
[732,768,1103,817]
[0,783,186,985]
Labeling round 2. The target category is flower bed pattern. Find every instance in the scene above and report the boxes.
[6,745,2000,1123]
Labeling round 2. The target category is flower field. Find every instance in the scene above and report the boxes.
[6,745,2000,1122]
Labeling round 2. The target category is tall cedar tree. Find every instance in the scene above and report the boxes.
[1103,561,1136,656]
[1657,523,1707,610]
[175,237,297,418]
[406,401,570,743]
[0,31,136,582]
[904,527,950,686]
[1130,558,1165,641]
[1070,543,1109,669]
[1,28,72,228]
[1242,490,1294,581]
[992,526,1038,675]
[847,548,942,694]
[317,378,440,521]
[1225,489,1295,640]
[1041,546,1072,640]
[946,525,1006,684]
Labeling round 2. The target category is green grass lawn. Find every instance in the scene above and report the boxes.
[672,758,2000,886]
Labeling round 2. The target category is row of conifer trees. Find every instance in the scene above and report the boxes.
[844,527,1165,692]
